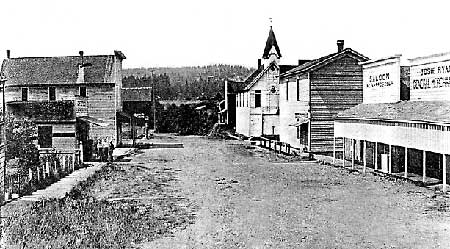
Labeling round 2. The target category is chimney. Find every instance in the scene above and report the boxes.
[337,40,344,52]
[79,50,84,66]
[6,50,10,59]
[258,59,261,69]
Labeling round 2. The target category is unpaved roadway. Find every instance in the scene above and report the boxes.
[132,136,450,249]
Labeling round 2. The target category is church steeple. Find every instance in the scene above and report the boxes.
[262,25,281,59]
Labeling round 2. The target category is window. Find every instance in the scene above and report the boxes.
[38,126,52,148]
[296,79,300,101]
[21,87,28,101]
[79,86,87,97]
[255,90,261,108]
[286,81,289,100]
[49,87,56,101]
[272,126,275,134]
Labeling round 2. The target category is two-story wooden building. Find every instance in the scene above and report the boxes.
[279,41,368,154]
[0,50,125,162]
[235,26,295,138]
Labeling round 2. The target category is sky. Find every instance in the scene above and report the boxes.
[1,0,450,69]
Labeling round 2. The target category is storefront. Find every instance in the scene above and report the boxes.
[334,53,450,192]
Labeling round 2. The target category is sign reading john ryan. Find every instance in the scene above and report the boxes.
[362,57,401,104]
[410,55,450,101]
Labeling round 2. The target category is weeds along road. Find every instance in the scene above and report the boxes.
[139,136,450,249]
[3,135,450,248]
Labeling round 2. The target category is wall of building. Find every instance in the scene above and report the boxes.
[279,75,310,148]
[310,55,363,154]
[362,56,401,104]
[86,85,116,142]
[409,53,450,101]
[235,104,250,136]
[37,123,78,152]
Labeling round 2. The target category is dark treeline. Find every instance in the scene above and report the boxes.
[123,64,254,100]
[156,102,217,135]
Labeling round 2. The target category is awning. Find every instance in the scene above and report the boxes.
[77,116,111,127]
[288,116,309,127]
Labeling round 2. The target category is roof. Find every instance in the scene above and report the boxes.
[122,87,152,102]
[282,48,369,77]
[263,27,281,59]
[227,79,248,94]
[336,101,450,124]
[1,52,125,86]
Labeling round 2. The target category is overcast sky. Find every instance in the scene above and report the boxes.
[1,0,449,69]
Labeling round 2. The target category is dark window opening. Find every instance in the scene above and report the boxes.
[49,87,56,101]
[79,86,87,97]
[21,88,28,101]
[38,126,52,148]
[296,79,300,101]
[300,123,308,145]
[286,81,289,100]
[272,126,275,134]
[255,90,261,108]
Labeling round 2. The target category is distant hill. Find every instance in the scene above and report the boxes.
[123,64,254,100]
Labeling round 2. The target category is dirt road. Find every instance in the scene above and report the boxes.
[133,136,450,249]
[4,135,449,248]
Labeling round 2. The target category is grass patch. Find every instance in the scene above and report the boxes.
[3,164,197,248]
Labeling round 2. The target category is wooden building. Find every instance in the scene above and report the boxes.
[334,52,450,191]
[279,41,368,154]
[235,26,295,138]
[1,50,125,161]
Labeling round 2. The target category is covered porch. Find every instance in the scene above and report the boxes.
[334,119,450,191]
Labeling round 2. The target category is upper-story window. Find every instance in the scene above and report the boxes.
[255,90,261,108]
[49,87,56,101]
[296,78,300,101]
[21,87,28,101]
[79,86,87,97]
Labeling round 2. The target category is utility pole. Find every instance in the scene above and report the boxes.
[152,73,157,132]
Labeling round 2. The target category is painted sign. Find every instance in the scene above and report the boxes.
[362,57,401,104]
[410,56,450,101]
[75,98,88,116]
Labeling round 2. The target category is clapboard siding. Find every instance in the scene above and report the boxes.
[87,85,116,140]
[310,55,364,153]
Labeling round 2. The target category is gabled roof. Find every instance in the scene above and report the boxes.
[244,61,277,91]
[263,27,281,59]
[281,48,369,77]
[1,52,125,86]
[227,79,248,94]
[336,101,450,124]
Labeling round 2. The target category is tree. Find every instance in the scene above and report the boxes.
[5,116,40,173]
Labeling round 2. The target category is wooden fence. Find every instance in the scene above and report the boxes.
[4,150,81,201]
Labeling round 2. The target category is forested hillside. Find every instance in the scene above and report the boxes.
[123,64,254,100]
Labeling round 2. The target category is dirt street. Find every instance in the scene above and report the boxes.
[132,136,450,249]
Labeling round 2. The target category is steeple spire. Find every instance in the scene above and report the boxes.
[262,22,281,59]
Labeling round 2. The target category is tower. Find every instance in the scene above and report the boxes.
[262,24,281,68]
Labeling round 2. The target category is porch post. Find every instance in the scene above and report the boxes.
[423,150,426,183]
[363,140,367,174]
[388,144,392,174]
[333,136,336,164]
[342,137,345,167]
[375,142,378,170]
[404,147,408,178]
[443,154,447,193]
[351,139,355,170]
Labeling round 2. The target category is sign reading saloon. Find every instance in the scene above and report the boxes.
[410,56,450,101]
[362,56,401,104]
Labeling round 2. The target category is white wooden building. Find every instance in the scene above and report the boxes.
[334,53,450,191]
[235,26,295,138]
